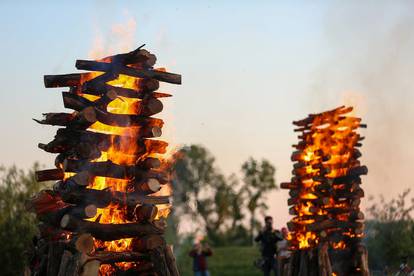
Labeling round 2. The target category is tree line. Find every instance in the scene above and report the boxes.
[1,144,414,275]
[168,144,278,246]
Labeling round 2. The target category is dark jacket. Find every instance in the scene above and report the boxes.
[255,229,283,258]
[189,248,213,271]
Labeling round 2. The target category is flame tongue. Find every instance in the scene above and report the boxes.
[76,56,173,274]
[285,106,367,250]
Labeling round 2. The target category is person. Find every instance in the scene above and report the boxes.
[276,227,291,276]
[189,241,213,276]
[255,216,283,276]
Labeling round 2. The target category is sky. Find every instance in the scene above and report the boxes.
[0,1,414,228]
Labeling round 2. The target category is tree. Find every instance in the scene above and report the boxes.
[0,163,49,276]
[171,145,247,245]
[364,189,414,270]
[240,158,277,243]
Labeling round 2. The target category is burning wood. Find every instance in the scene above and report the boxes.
[28,46,181,276]
[282,106,369,276]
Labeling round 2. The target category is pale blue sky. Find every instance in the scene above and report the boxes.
[1,1,413,226]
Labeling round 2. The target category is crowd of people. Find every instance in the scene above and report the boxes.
[188,215,290,276]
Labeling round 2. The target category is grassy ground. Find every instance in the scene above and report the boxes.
[177,246,263,276]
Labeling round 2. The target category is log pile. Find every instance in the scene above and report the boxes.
[27,45,181,276]
[281,106,369,276]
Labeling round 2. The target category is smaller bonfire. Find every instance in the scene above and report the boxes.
[281,106,369,276]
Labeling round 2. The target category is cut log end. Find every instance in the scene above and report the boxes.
[84,204,98,218]
[71,171,93,187]
[151,126,162,138]
[75,233,95,254]
[60,214,71,229]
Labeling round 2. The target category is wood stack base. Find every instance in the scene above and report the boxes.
[286,243,369,276]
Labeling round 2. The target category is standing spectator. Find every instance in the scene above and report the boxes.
[255,216,283,276]
[189,241,213,276]
[277,227,291,276]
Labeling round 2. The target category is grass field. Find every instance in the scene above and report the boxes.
[177,246,263,276]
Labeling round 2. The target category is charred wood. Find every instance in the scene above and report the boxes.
[60,215,164,241]
[76,60,182,85]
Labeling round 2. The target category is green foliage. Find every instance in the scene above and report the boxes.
[0,163,49,276]
[241,158,277,241]
[176,244,262,276]
[365,189,414,270]
[172,145,253,246]
[171,146,278,247]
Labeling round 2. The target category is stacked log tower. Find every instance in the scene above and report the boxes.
[27,46,181,276]
[281,106,369,276]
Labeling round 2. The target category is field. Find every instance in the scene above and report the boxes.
[177,246,263,276]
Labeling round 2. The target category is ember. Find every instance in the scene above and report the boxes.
[281,106,369,276]
[28,46,181,276]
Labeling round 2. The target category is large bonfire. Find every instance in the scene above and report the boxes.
[27,46,181,276]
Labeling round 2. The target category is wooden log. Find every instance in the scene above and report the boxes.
[334,188,365,199]
[34,107,97,129]
[131,235,165,252]
[287,196,330,206]
[60,125,162,143]
[60,214,164,240]
[101,46,157,67]
[56,182,170,208]
[134,178,162,194]
[292,106,352,127]
[34,112,76,126]
[38,204,97,227]
[57,250,75,276]
[63,91,118,112]
[93,106,163,127]
[318,242,333,276]
[40,127,163,154]
[139,157,162,170]
[164,245,180,276]
[134,204,158,222]
[44,73,82,88]
[62,92,94,111]
[69,233,95,254]
[62,160,168,182]
[133,97,164,117]
[35,168,64,182]
[355,244,370,276]
[79,251,150,275]
[147,245,171,276]
[81,79,163,98]
[292,166,331,177]
[37,222,70,241]
[70,171,94,187]
[26,189,66,214]
[280,182,299,189]
[307,219,363,232]
[76,60,182,85]
[47,241,66,276]
[298,250,308,276]
[332,167,367,184]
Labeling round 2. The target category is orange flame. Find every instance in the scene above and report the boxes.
[75,66,174,275]
[288,107,364,250]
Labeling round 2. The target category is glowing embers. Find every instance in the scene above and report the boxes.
[282,106,367,251]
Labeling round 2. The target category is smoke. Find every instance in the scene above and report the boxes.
[305,2,414,200]
[88,10,137,59]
